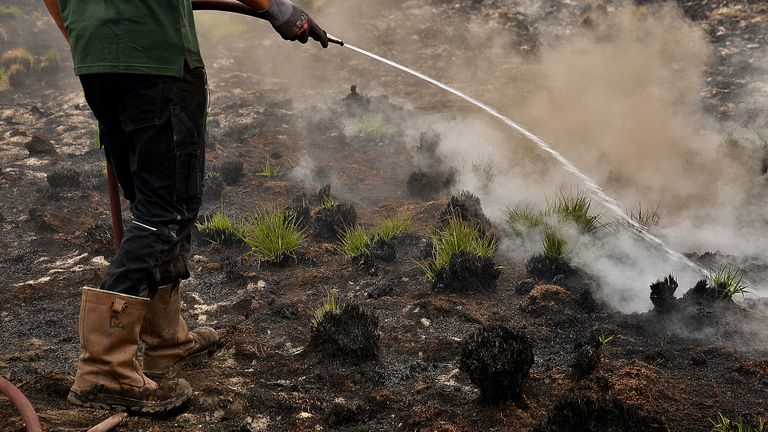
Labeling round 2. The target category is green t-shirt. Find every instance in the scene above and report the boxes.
[58,0,204,77]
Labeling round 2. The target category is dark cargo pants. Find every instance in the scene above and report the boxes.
[79,65,207,299]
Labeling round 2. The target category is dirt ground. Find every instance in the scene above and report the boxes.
[1,0,768,431]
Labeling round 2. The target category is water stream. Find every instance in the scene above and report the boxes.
[344,43,708,277]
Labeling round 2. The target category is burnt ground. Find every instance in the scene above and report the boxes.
[2,0,768,431]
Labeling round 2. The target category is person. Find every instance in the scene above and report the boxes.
[42,0,329,413]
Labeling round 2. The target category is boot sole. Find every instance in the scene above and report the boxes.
[144,348,211,380]
[68,388,190,413]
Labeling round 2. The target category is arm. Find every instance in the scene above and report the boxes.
[42,0,69,43]
[236,0,328,48]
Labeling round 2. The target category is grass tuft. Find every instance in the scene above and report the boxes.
[711,413,765,432]
[505,206,545,237]
[374,216,412,242]
[422,217,497,281]
[598,333,614,347]
[0,68,8,92]
[542,228,566,258]
[195,211,245,245]
[256,157,281,178]
[626,203,663,230]
[707,263,750,300]
[321,196,338,210]
[311,291,339,328]
[339,226,371,260]
[44,48,60,63]
[466,156,497,188]
[358,113,388,138]
[39,47,61,71]
[548,190,604,234]
[505,190,604,243]
[1,48,35,71]
[0,6,22,18]
[5,63,24,87]
[240,208,305,263]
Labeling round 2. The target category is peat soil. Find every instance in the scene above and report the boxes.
[2,0,768,431]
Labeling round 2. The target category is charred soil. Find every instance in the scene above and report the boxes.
[1,0,768,431]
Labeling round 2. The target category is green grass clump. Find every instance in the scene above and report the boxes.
[466,157,497,189]
[256,157,281,178]
[707,263,750,300]
[506,190,604,237]
[548,190,604,234]
[504,190,609,262]
[241,208,305,263]
[1,48,35,70]
[0,6,22,18]
[615,203,663,232]
[0,68,8,92]
[422,217,498,281]
[339,226,371,260]
[45,48,60,63]
[505,206,545,237]
[321,196,338,210]
[5,63,24,86]
[195,211,245,244]
[374,216,412,241]
[358,113,388,138]
[598,333,614,347]
[39,47,61,71]
[199,211,238,232]
[311,291,339,328]
[711,413,765,432]
[542,228,566,258]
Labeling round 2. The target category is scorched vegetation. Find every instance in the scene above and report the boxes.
[422,216,499,292]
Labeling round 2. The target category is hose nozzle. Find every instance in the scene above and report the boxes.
[327,34,344,46]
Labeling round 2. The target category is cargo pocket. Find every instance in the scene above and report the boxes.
[170,105,202,202]
[120,78,164,130]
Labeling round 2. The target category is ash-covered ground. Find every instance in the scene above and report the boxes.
[1,0,768,431]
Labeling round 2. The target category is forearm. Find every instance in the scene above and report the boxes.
[236,0,272,12]
[42,0,68,42]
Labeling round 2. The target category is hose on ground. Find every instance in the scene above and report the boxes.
[87,412,128,432]
[0,377,42,432]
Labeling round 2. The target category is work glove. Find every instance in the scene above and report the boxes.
[261,0,329,48]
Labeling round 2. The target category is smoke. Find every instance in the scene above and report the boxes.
[428,1,768,310]
[195,1,768,313]
[4,0,761,349]
[517,3,768,302]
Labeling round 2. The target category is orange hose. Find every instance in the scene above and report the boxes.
[87,412,128,432]
[0,377,42,432]
[191,0,262,17]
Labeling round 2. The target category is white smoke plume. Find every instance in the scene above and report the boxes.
[194,1,768,312]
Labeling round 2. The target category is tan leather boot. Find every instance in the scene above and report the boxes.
[140,283,218,379]
[68,287,192,413]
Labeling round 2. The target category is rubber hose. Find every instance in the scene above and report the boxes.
[87,412,128,432]
[0,377,42,432]
[191,0,263,17]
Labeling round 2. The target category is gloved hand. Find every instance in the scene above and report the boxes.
[261,0,329,48]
